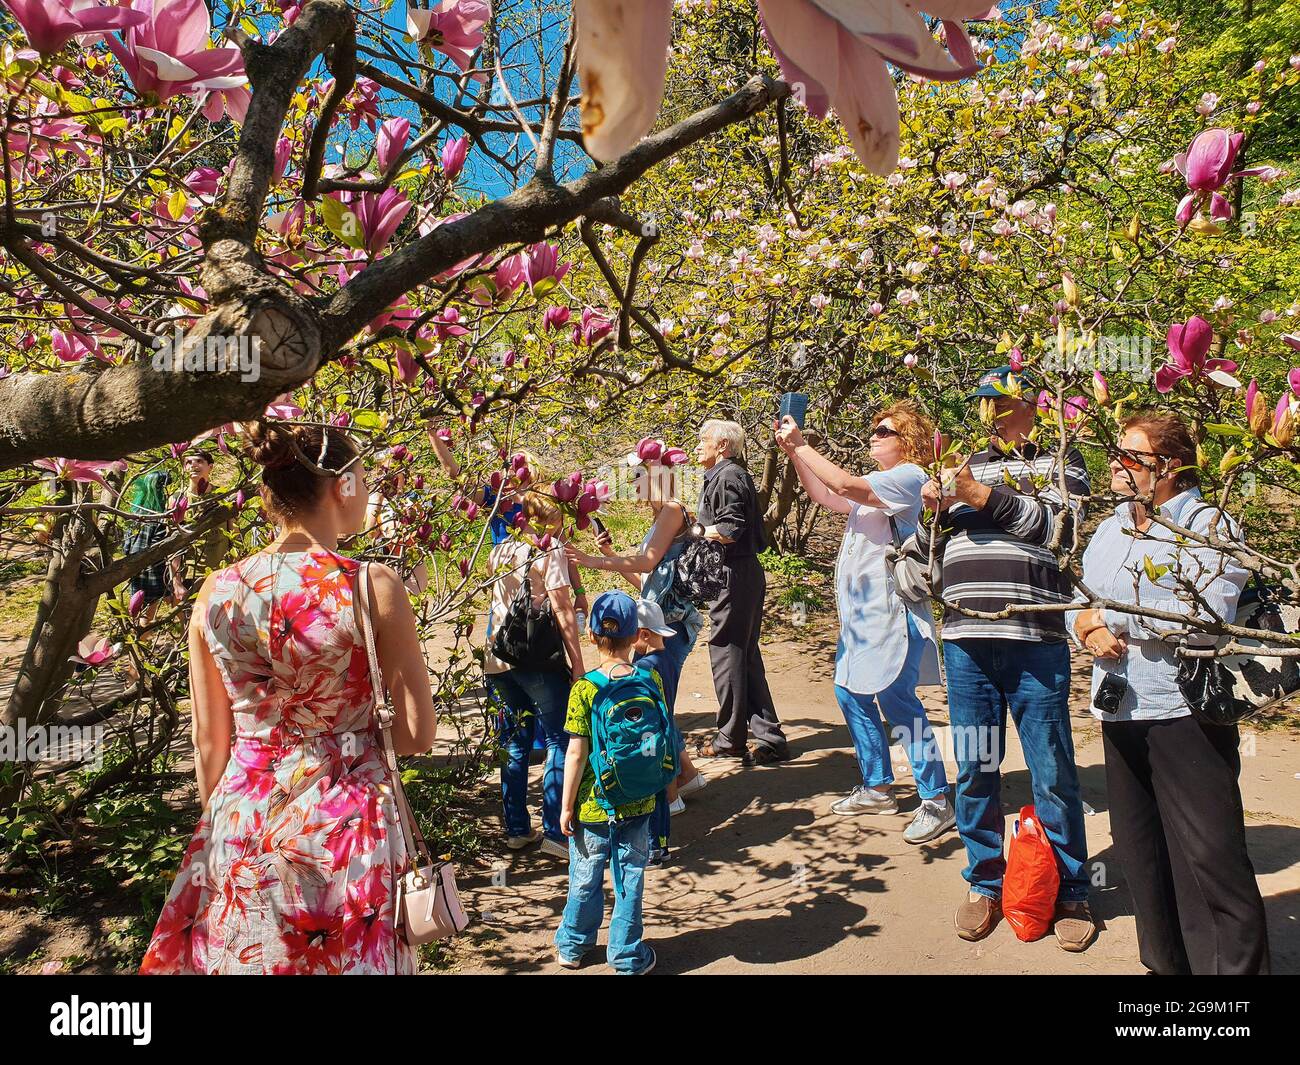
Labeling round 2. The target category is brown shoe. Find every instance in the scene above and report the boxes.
[1053,901,1098,953]
[955,891,1000,942]
[695,738,752,765]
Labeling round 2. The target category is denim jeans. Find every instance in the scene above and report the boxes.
[943,638,1089,902]
[487,668,570,842]
[833,611,949,801]
[554,814,654,973]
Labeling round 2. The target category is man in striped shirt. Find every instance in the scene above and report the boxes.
[916,365,1096,952]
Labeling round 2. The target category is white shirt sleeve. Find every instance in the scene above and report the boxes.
[540,545,572,593]
[865,463,927,515]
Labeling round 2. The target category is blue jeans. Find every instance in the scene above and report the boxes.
[554,815,654,973]
[487,669,570,842]
[834,614,949,800]
[943,639,1089,903]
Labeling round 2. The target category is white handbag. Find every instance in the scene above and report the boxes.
[355,563,470,945]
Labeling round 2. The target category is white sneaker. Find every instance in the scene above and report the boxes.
[830,786,899,816]
[539,836,569,859]
[668,796,686,817]
[904,798,957,844]
[556,949,584,970]
[506,828,541,850]
[677,772,709,798]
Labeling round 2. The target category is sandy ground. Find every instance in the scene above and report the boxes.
[450,624,1300,976]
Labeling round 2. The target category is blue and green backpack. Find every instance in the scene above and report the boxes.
[585,664,677,819]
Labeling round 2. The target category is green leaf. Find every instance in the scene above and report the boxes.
[319,195,365,250]
[1204,423,1247,438]
[1142,556,1169,582]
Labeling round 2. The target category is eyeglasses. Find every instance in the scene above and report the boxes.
[1115,449,1165,472]
[871,426,899,440]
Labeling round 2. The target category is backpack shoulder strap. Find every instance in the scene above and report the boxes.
[583,668,608,690]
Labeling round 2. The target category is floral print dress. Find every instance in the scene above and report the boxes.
[141,549,417,975]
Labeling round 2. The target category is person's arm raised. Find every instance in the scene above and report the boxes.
[189,575,233,808]
[367,563,438,755]
[425,422,486,506]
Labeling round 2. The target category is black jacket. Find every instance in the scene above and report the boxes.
[697,458,766,561]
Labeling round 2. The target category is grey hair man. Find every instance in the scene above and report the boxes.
[693,419,789,765]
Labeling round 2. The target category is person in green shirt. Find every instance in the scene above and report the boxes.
[555,591,660,975]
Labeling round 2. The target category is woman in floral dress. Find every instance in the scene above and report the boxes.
[141,423,437,975]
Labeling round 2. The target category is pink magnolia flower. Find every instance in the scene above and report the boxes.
[523,243,570,293]
[1289,367,1300,398]
[349,188,413,255]
[1176,129,1244,191]
[575,307,615,347]
[662,447,689,467]
[1092,370,1110,405]
[572,0,993,174]
[33,457,127,489]
[542,306,571,331]
[129,589,146,617]
[637,438,664,464]
[107,0,247,107]
[51,327,104,363]
[377,117,411,173]
[552,472,583,503]
[405,1,491,72]
[1,0,146,57]
[440,135,469,179]
[1155,315,1238,393]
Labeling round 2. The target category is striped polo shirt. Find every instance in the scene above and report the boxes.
[915,441,1090,642]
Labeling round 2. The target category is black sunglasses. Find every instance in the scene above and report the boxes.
[871,426,900,440]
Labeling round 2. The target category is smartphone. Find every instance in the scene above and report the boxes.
[590,515,607,538]
[779,392,809,429]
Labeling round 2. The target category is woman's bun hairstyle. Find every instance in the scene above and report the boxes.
[245,422,359,519]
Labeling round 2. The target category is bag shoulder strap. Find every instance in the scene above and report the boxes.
[355,563,432,870]
[887,514,903,549]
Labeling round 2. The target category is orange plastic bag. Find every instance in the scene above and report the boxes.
[1002,805,1060,942]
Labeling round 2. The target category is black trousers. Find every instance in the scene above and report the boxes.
[1102,716,1270,975]
[707,554,787,753]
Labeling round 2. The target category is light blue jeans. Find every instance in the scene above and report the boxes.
[554,815,654,973]
[834,611,949,801]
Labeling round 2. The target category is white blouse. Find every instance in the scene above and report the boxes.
[834,463,941,695]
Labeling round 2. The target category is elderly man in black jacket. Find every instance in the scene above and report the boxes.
[694,419,790,765]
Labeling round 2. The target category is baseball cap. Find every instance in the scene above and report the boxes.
[968,364,1038,401]
[636,599,675,637]
[589,590,639,638]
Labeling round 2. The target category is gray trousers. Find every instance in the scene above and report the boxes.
[707,554,787,753]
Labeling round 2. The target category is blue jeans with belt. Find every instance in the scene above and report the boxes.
[833,611,949,800]
[487,668,570,842]
[943,638,1089,903]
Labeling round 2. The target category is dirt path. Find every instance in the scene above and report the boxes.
[450,626,1300,975]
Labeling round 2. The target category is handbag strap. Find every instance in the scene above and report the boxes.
[887,514,903,550]
[355,562,434,876]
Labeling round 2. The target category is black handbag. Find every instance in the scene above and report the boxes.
[490,551,568,674]
[1175,580,1300,726]
[673,534,728,607]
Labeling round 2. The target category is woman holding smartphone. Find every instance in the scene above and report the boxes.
[1069,411,1268,975]
[776,402,953,844]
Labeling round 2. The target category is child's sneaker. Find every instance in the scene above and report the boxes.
[556,950,585,970]
[668,796,686,816]
[677,772,708,798]
[647,846,670,867]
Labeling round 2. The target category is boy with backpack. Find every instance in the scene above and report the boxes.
[555,591,676,974]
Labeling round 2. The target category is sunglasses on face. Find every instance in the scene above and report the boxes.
[1115,449,1164,472]
[870,426,899,440]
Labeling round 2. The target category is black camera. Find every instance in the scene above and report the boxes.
[1093,672,1129,715]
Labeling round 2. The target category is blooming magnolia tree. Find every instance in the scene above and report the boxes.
[0,0,1001,822]
[0,1,1298,948]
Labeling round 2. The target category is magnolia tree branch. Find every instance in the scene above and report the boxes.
[0,67,787,471]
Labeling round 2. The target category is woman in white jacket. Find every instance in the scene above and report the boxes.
[777,402,952,844]
[1070,410,1268,975]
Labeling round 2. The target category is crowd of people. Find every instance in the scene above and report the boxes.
[133,361,1272,976]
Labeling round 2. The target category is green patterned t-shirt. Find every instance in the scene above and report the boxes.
[565,667,664,825]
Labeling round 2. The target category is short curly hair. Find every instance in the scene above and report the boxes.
[873,401,934,467]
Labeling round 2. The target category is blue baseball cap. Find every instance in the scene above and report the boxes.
[589,590,639,638]
[968,364,1039,401]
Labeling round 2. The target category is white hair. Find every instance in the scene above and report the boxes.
[700,419,746,462]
